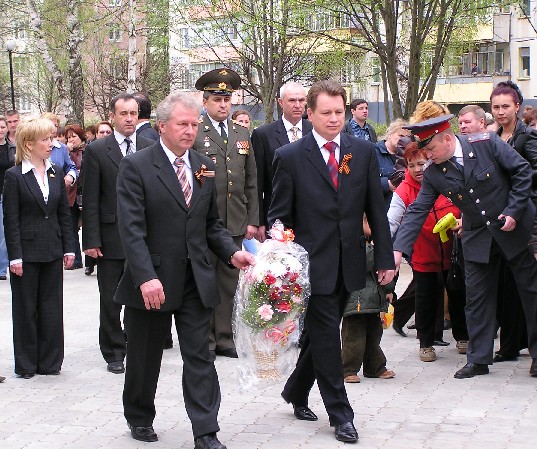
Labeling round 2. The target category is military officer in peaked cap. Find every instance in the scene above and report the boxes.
[392,114,537,379]
[193,68,259,359]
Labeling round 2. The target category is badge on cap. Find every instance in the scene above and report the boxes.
[403,114,454,149]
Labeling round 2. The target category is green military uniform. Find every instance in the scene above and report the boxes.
[193,68,259,355]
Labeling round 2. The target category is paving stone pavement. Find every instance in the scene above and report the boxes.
[0,263,536,449]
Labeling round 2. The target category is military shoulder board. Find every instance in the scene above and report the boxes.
[467,132,490,143]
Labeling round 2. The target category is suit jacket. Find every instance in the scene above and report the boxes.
[268,132,394,295]
[114,142,238,311]
[81,133,153,259]
[252,118,313,227]
[394,133,535,263]
[3,164,75,262]
[342,120,378,143]
[136,121,160,142]
[193,115,259,235]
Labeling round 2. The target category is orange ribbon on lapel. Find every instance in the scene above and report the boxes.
[339,153,352,174]
[194,165,215,186]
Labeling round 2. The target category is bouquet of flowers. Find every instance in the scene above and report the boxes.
[233,221,310,390]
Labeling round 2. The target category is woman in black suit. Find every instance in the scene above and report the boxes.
[3,117,75,379]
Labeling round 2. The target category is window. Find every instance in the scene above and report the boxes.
[520,0,531,16]
[17,96,31,113]
[109,0,122,6]
[519,47,530,78]
[109,23,122,42]
[179,28,190,49]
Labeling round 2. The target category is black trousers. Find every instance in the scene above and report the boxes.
[70,205,82,267]
[496,260,528,357]
[393,277,415,328]
[123,264,221,438]
[282,271,353,427]
[341,314,387,377]
[465,243,537,364]
[10,259,64,375]
[96,258,126,363]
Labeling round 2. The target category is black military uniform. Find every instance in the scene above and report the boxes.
[394,115,537,379]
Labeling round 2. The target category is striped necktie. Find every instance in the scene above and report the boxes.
[290,127,299,142]
[324,141,339,189]
[174,157,192,207]
[125,137,134,155]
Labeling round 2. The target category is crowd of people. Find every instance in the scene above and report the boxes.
[1,70,537,448]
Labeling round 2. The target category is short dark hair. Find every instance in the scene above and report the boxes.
[65,124,87,143]
[5,109,18,117]
[232,109,250,120]
[350,99,368,110]
[110,93,138,114]
[523,108,537,125]
[133,92,152,119]
[85,124,97,135]
[307,80,347,112]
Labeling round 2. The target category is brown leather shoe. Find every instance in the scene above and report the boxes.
[344,375,361,383]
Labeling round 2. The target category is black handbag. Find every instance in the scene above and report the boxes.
[446,233,465,291]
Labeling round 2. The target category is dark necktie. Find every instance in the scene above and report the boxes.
[450,156,463,172]
[219,122,228,146]
[324,141,339,189]
[125,137,134,155]
[174,157,192,207]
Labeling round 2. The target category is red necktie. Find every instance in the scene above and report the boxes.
[324,141,339,189]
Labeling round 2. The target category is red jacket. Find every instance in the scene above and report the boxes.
[395,169,461,272]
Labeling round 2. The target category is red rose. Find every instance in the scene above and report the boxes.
[288,272,299,282]
[264,273,277,285]
[275,301,292,313]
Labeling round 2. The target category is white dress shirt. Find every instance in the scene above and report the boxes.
[282,116,303,142]
[161,139,194,188]
[114,130,137,157]
[312,129,341,164]
[207,115,228,138]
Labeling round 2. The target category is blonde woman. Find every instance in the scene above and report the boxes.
[3,118,75,378]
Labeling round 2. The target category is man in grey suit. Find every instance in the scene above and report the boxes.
[393,115,537,379]
[251,81,312,240]
[82,93,153,374]
[115,91,254,448]
[192,68,258,359]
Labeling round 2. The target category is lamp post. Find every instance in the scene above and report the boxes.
[6,40,16,111]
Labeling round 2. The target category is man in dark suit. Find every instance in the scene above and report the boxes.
[115,91,254,448]
[192,68,258,359]
[133,92,160,141]
[82,93,153,374]
[251,81,312,240]
[342,98,378,142]
[393,115,537,379]
[269,80,395,443]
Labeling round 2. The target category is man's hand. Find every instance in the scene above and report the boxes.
[393,251,403,275]
[140,279,166,310]
[64,174,75,187]
[245,225,257,240]
[256,225,267,243]
[64,255,75,269]
[378,269,395,286]
[10,263,23,277]
[231,251,256,270]
[499,214,516,232]
[452,218,463,236]
[84,248,103,258]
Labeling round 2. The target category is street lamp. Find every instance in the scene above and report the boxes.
[6,40,16,111]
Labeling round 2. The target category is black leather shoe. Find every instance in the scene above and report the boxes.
[37,370,60,375]
[215,348,238,358]
[407,321,416,329]
[334,422,359,443]
[493,353,518,363]
[19,373,34,379]
[293,404,318,421]
[84,267,94,276]
[0,275,7,280]
[530,359,537,377]
[0,375,5,382]
[107,361,125,374]
[454,363,489,379]
[393,324,407,337]
[128,424,158,442]
[433,339,450,346]
[194,433,227,449]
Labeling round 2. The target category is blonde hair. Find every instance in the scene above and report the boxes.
[15,117,56,164]
[409,101,450,124]
[379,118,408,141]
[40,112,60,127]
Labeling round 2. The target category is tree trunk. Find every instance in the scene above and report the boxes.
[127,0,137,93]
[66,0,84,124]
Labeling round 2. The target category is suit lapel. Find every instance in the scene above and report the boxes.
[188,151,208,211]
[153,145,189,211]
[305,134,336,191]
[202,116,226,153]
[459,137,477,184]
[275,120,290,147]
[106,135,123,168]
[337,135,354,192]
[47,166,59,210]
[21,166,48,214]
